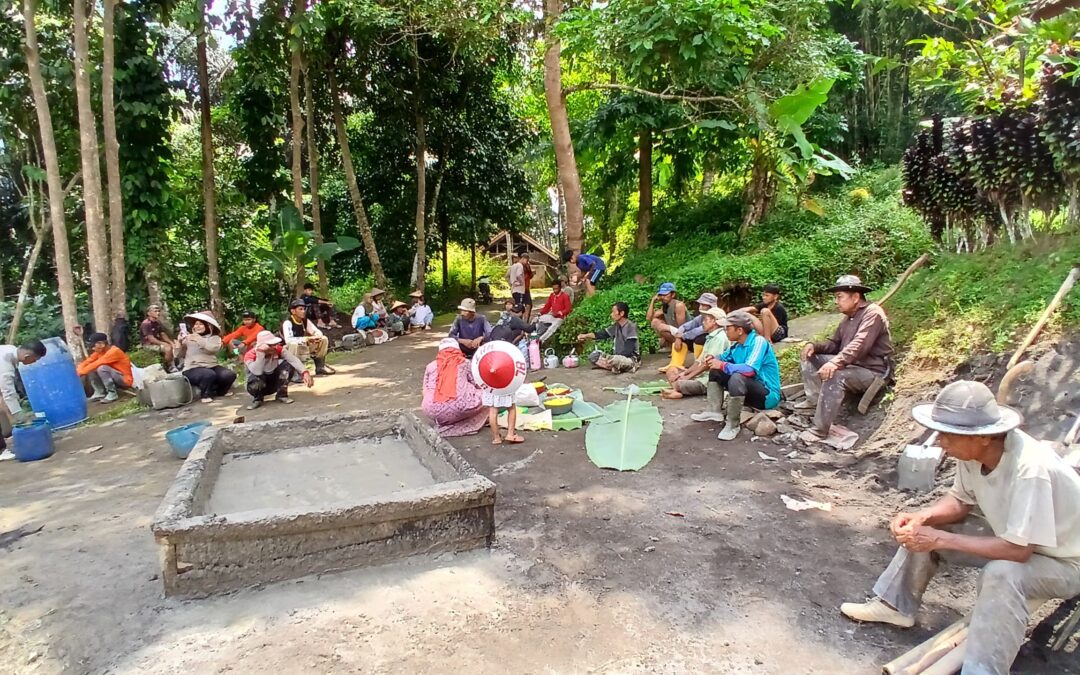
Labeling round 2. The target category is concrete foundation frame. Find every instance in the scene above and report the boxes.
[151,410,496,598]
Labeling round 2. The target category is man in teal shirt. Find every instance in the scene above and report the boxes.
[692,310,781,440]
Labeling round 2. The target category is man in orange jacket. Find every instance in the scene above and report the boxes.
[76,333,133,404]
[222,310,265,355]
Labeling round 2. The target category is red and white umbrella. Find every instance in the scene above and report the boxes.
[471,341,527,395]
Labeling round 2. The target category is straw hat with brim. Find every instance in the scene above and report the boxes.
[409,291,424,298]
[826,274,873,294]
[458,298,477,312]
[911,380,1022,436]
[371,288,385,297]
[390,301,407,311]
[255,330,282,347]
[185,311,221,333]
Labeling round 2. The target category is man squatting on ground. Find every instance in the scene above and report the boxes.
[841,380,1080,675]
[282,298,335,376]
[0,340,46,454]
[798,274,893,439]
[576,301,640,374]
[646,282,689,374]
[691,310,781,441]
[244,330,313,409]
[534,280,572,343]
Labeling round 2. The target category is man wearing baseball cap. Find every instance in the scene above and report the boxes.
[243,330,313,409]
[646,282,688,373]
[841,381,1080,674]
[661,307,730,400]
[448,298,492,358]
[797,274,893,439]
[692,310,781,440]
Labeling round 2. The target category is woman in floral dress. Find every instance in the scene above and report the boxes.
[421,338,487,436]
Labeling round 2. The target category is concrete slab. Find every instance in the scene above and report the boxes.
[151,410,496,598]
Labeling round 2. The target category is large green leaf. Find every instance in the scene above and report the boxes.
[768,77,835,127]
[585,393,663,471]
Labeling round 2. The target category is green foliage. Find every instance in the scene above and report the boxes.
[886,233,1080,365]
[328,274,375,315]
[649,194,742,247]
[549,179,931,355]
[424,244,508,311]
[254,204,360,291]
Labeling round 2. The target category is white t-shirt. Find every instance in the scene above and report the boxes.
[949,429,1080,560]
[507,262,525,294]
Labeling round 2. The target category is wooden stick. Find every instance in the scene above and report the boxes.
[996,360,1035,404]
[1007,265,1080,370]
[882,619,967,675]
[879,252,932,307]
[918,641,966,675]
[1065,415,1080,446]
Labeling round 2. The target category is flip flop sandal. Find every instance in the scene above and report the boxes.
[505,435,525,444]
[321,365,338,375]
[491,438,504,445]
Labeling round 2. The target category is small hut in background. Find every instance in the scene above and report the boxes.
[485,231,560,288]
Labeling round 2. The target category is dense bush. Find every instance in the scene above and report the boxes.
[548,187,932,355]
[649,194,742,247]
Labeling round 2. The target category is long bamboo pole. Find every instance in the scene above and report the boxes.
[1006,264,1080,370]
[882,619,967,675]
[879,252,931,307]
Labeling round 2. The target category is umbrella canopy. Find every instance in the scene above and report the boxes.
[471,341,527,395]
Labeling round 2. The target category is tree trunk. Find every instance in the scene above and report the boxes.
[7,184,49,343]
[102,0,126,320]
[23,0,81,350]
[288,0,305,296]
[72,0,112,332]
[543,0,585,253]
[304,67,328,298]
[635,127,652,250]
[411,36,428,293]
[440,211,450,289]
[329,68,388,290]
[701,169,716,196]
[739,141,777,237]
[145,259,172,330]
[196,0,223,318]
[471,230,477,294]
[604,185,622,258]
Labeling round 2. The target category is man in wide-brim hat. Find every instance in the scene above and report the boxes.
[448,298,491,358]
[840,381,1080,674]
[796,274,894,438]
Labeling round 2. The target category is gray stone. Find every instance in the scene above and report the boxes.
[754,419,777,437]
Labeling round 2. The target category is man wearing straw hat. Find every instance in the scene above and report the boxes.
[841,381,1080,674]
[448,298,491,358]
[797,274,893,438]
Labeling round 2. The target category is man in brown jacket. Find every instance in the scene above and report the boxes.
[797,275,893,438]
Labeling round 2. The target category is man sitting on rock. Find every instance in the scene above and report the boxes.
[535,280,572,343]
[647,282,689,373]
[797,275,893,439]
[282,299,335,376]
[576,301,640,374]
[740,283,789,344]
[840,381,1080,675]
[691,310,781,441]
[661,308,729,400]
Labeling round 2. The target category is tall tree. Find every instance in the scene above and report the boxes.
[102,0,127,317]
[410,33,428,292]
[304,66,328,297]
[543,0,585,252]
[634,127,652,249]
[21,0,81,349]
[287,0,305,294]
[329,67,388,290]
[196,0,223,317]
[72,0,113,331]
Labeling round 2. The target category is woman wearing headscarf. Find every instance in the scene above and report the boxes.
[180,311,237,403]
[421,338,487,436]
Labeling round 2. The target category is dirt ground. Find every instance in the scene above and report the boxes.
[1,310,1078,674]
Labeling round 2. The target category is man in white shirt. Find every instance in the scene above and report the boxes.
[507,252,527,307]
[408,291,434,331]
[840,380,1080,675]
[281,299,334,376]
[0,340,47,456]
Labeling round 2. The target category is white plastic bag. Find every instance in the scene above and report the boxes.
[513,382,541,407]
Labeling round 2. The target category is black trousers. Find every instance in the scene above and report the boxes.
[693,333,708,346]
[246,362,293,401]
[709,369,769,409]
[184,366,237,399]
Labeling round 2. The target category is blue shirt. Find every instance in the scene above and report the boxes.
[720,330,781,409]
[575,254,606,273]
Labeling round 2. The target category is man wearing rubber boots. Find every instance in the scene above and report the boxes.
[797,275,893,438]
[840,381,1080,675]
[691,310,781,441]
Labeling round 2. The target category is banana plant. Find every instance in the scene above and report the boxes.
[256,203,361,295]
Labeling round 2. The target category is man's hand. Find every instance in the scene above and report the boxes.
[673,337,684,352]
[301,371,314,388]
[890,512,925,538]
[896,524,944,553]
[818,361,839,381]
[576,333,590,343]
[708,359,726,371]
[802,343,815,360]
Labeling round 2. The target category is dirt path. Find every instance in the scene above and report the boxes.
[0,318,1074,674]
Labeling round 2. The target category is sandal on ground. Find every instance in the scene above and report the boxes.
[275,396,295,404]
[317,365,337,375]
[505,434,525,444]
[200,397,213,404]
[246,399,263,410]
[491,437,503,446]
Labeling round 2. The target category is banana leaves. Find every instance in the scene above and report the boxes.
[586,386,663,471]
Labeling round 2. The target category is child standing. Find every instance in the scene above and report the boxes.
[484,388,522,445]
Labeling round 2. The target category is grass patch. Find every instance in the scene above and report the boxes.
[86,397,146,426]
[887,232,1080,367]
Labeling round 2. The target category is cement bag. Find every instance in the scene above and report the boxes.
[138,375,193,410]
[514,382,541,408]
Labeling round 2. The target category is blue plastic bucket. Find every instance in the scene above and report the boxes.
[12,420,55,462]
[165,421,211,459]
[19,337,88,429]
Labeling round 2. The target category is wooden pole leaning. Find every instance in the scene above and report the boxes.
[1006,264,1080,371]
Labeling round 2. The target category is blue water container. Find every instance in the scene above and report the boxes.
[19,337,88,430]
[165,421,212,459]
[12,419,55,462]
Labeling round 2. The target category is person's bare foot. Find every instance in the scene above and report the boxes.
[660,389,683,400]
[491,435,503,445]
[505,434,524,444]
